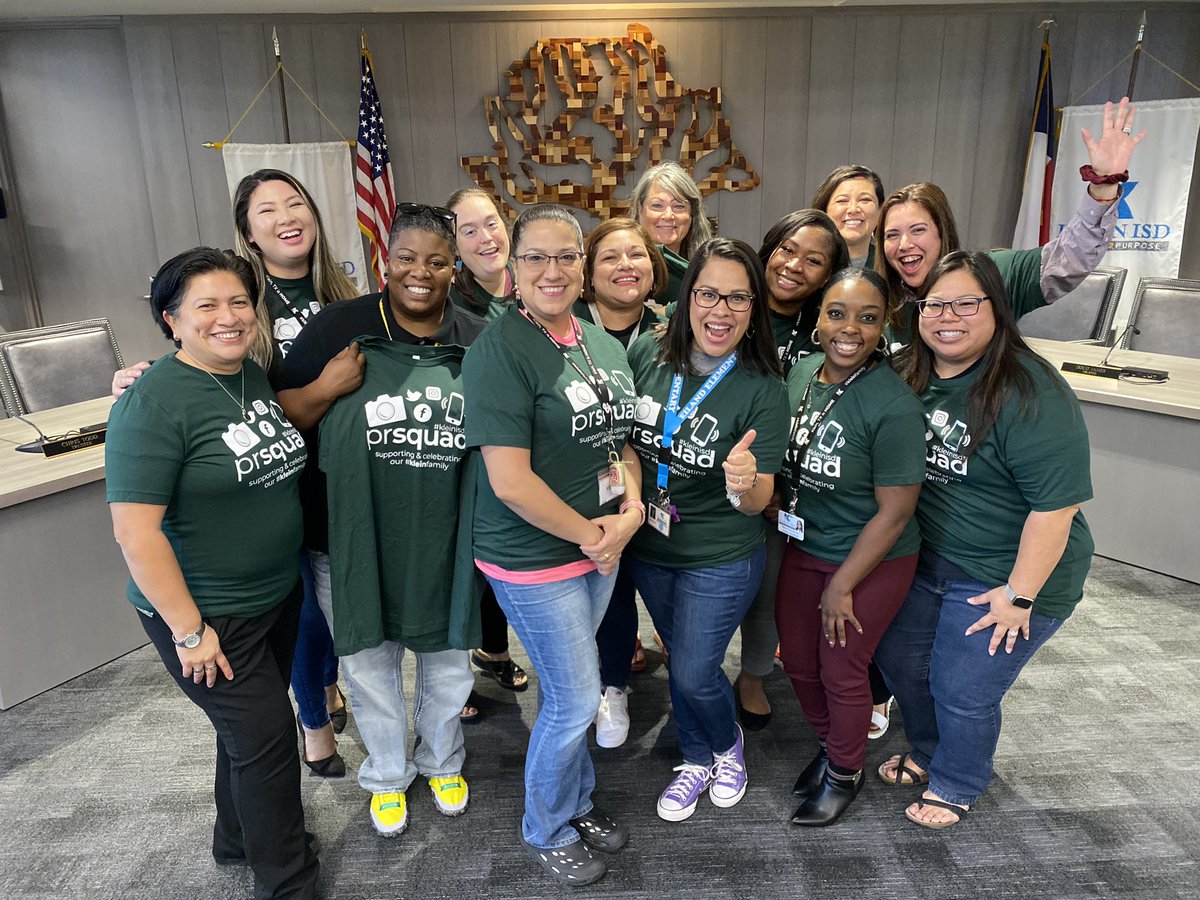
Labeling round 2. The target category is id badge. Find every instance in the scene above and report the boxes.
[778,511,805,541]
[608,451,625,488]
[597,468,623,505]
[648,501,672,538]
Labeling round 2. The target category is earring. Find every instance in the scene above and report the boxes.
[877,334,888,353]
[810,327,821,348]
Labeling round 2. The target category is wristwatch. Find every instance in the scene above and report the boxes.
[1003,584,1035,610]
[172,621,207,650]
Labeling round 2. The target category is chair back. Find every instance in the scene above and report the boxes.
[1121,277,1200,359]
[1017,266,1125,343]
[0,318,125,416]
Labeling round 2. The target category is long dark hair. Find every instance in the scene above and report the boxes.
[895,250,1061,454]
[874,182,961,329]
[445,186,511,313]
[658,238,783,377]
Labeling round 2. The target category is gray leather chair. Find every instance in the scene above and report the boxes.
[1018,266,1125,344]
[0,318,124,416]
[1120,277,1200,359]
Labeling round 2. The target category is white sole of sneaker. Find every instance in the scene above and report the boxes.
[657,800,700,822]
[372,820,408,837]
[709,783,747,808]
[595,732,628,749]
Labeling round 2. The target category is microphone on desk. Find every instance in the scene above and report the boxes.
[1099,324,1140,368]
[1061,324,1168,383]
[13,414,51,453]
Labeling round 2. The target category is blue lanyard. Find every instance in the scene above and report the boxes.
[656,352,737,494]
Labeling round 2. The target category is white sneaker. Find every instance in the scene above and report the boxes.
[594,686,629,748]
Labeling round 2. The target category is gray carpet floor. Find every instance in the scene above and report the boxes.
[1,555,1197,899]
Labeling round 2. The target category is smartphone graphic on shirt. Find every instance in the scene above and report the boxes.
[690,413,718,447]
[444,392,465,426]
[817,421,843,453]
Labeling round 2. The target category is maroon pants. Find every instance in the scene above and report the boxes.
[775,545,918,771]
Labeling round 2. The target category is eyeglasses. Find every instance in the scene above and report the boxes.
[394,202,457,228]
[915,295,991,318]
[691,288,754,312]
[514,251,584,270]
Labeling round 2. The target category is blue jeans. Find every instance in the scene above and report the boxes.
[487,569,616,849]
[311,552,473,794]
[874,550,1064,806]
[291,551,339,730]
[628,549,766,765]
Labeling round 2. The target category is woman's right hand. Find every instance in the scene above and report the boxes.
[112,360,152,398]
[177,626,233,688]
[316,341,365,401]
[820,580,863,648]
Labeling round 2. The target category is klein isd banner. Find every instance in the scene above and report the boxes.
[222,142,371,294]
[1051,98,1200,333]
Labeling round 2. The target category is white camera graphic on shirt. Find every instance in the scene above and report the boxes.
[364,393,407,427]
[221,421,261,456]
[634,395,662,425]
[564,379,600,413]
[273,316,302,341]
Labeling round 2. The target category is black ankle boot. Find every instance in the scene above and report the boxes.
[791,768,863,826]
[792,745,828,797]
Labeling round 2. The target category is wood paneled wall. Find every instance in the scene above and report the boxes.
[1,6,1198,361]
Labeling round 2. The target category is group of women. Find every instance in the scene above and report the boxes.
[105,98,1142,894]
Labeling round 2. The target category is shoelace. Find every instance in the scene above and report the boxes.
[711,748,745,785]
[663,763,711,802]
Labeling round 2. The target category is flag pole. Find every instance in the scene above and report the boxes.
[273,27,291,143]
[1126,11,1147,100]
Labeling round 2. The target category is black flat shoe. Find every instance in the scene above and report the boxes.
[792,745,828,797]
[569,808,629,853]
[734,676,772,732]
[328,685,348,734]
[471,651,530,692]
[791,769,863,827]
[297,712,346,778]
[518,825,606,886]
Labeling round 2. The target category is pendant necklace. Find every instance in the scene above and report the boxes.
[206,367,251,422]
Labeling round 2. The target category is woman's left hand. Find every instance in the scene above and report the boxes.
[1081,96,1145,177]
[966,587,1033,656]
[820,582,862,649]
[722,429,758,495]
[581,511,640,576]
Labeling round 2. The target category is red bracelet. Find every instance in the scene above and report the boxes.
[619,498,647,526]
[1079,165,1129,185]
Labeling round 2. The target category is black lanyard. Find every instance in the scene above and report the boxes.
[778,311,807,373]
[784,357,877,510]
[520,306,620,457]
[265,275,316,325]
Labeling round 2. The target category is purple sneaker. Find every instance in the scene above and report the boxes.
[657,763,713,822]
[710,724,747,808]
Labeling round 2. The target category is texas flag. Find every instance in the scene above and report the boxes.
[1013,39,1056,249]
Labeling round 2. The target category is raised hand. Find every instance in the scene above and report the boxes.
[1081,96,1146,177]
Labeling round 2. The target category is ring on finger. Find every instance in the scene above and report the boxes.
[1007,629,1019,637]
[1121,125,1132,134]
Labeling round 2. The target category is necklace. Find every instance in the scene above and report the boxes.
[205,367,251,422]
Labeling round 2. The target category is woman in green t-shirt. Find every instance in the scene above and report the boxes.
[630,161,713,305]
[874,99,1144,340]
[875,250,1094,829]
[774,267,926,827]
[625,238,789,823]
[811,165,885,269]
[463,204,645,887]
[444,187,530,708]
[107,247,317,897]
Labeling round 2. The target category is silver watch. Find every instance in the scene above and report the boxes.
[172,620,207,650]
[1003,584,1035,610]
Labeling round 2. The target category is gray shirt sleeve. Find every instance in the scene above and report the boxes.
[1040,189,1120,303]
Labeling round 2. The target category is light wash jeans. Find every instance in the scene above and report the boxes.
[486,568,617,849]
[310,551,473,794]
[874,549,1064,806]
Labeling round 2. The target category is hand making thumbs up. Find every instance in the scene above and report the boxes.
[722,428,758,495]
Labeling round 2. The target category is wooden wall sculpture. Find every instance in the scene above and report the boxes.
[461,22,760,220]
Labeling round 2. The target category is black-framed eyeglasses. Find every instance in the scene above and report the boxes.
[691,288,754,312]
[915,295,991,318]
[394,202,457,228]
[514,251,584,269]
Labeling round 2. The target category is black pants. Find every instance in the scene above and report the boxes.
[478,582,511,655]
[141,583,319,900]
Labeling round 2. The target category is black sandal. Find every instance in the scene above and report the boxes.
[460,690,483,725]
[569,808,628,853]
[518,827,606,886]
[905,797,969,829]
[877,751,929,786]
[471,651,530,692]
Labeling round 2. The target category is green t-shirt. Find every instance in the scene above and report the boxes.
[770,305,820,374]
[263,273,321,361]
[918,354,1094,618]
[449,269,512,321]
[318,338,482,655]
[781,354,926,563]
[463,308,638,570]
[105,355,307,618]
[626,332,790,569]
[656,245,689,306]
[572,299,663,352]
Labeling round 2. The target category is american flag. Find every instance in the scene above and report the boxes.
[356,42,395,288]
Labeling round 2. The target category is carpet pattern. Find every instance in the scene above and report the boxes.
[0,555,1196,899]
